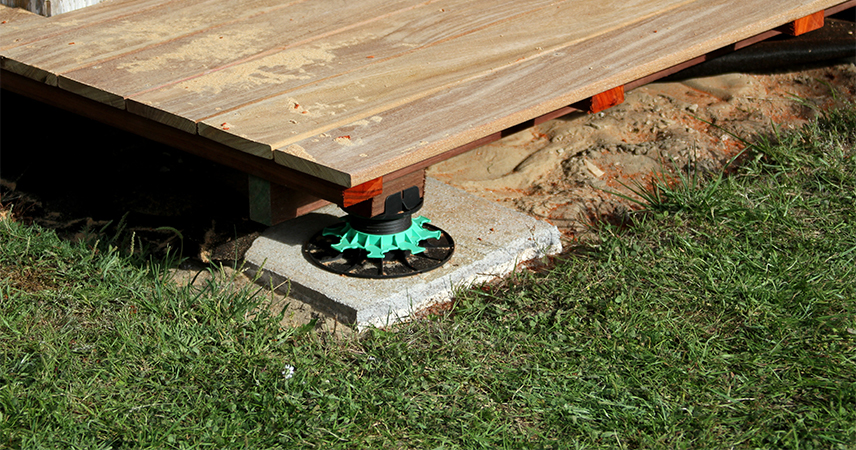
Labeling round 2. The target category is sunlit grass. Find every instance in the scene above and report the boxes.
[1,103,854,449]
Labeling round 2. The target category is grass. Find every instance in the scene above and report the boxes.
[1,103,855,449]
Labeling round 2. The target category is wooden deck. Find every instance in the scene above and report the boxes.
[2,0,854,219]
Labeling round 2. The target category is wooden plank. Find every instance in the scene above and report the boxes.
[57,0,428,111]
[193,0,697,181]
[4,0,848,191]
[779,10,825,36]
[126,0,561,134]
[259,0,843,186]
[622,0,853,89]
[384,7,826,181]
[1,0,108,17]
[379,131,505,184]
[0,3,44,25]
[0,0,314,87]
[198,0,841,186]
[0,3,47,70]
[0,0,170,50]
[826,0,856,15]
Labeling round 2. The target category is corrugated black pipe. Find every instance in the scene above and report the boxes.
[668,16,855,80]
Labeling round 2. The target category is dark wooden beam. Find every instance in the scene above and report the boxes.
[825,0,856,16]
[248,176,330,226]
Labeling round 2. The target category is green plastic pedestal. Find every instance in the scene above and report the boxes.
[322,216,441,259]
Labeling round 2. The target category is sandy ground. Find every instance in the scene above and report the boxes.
[428,62,856,245]
[2,59,855,333]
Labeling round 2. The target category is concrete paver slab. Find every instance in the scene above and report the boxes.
[244,178,561,328]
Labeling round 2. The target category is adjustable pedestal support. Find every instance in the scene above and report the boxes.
[303,178,454,279]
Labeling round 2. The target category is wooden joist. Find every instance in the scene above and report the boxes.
[248,176,329,227]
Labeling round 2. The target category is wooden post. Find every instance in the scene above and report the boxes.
[778,11,825,36]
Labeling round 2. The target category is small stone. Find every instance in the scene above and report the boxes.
[584,159,605,178]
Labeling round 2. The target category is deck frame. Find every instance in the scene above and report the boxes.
[2,1,854,224]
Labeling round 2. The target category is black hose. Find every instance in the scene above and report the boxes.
[669,17,855,80]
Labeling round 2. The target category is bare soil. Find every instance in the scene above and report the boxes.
[428,62,856,245]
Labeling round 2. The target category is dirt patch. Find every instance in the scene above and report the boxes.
[428,62,856,244]
[0,264,57,292]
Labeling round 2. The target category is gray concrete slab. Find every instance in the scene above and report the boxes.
[244,178,561,329]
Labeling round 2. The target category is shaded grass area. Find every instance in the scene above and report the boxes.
[1,104,855,449]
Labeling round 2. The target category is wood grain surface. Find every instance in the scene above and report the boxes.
[780,10,826,35]
[1,0,847,187]
[0,4,44,27]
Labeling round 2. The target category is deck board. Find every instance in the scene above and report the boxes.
[1,0,307,86]
[1,0,848,188]
[272,0,840,185]
[1,0,169,49]
[194,0,697,169]
[126,0,564,134]
[58,0,426,111]
[0,4,44,26]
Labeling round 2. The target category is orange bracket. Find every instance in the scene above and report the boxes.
[573,86,625,114]
[341,177,384,207]
[778,11,824,36]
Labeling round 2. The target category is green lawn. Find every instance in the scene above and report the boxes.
[1,103,855,449]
